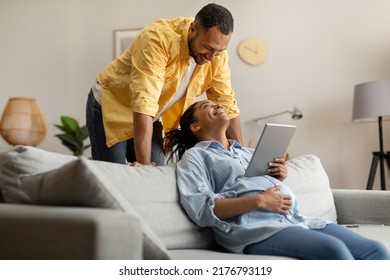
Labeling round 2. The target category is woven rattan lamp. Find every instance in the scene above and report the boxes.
[0,97,47,146]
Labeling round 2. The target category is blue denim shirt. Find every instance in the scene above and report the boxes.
[176,140,329,253]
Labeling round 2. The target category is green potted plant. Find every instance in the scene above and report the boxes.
[54,116,90,156]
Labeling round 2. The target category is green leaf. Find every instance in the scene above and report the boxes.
[61,116,80,134]
[73,149,83,157]
[61,140,78,154]
[55,133,80,150]
[53,116,90,156]
[53,124,69,134]
[76,126,89,142]
[54,134,77,153]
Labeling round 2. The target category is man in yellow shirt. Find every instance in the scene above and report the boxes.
[86,3,242,166]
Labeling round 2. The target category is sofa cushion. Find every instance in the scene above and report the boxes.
[18,157,171,260]
[285,154,337,222]
[347,225,390,251]
[169,249,294,260]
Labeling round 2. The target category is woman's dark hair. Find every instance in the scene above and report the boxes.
[195,3,234,35]
[164,102,200,162]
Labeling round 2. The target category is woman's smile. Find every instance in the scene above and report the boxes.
[214,107,227,115]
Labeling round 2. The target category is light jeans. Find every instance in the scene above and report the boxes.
[86,90,165,165]
[244,223,390,260]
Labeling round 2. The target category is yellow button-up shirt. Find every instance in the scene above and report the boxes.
[97,16,240,147]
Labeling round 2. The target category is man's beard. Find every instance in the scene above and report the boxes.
[188,37,202,65]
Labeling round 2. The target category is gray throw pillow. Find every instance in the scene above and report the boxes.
[0,145,76,203]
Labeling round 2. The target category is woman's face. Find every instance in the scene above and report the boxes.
[190,100,230,136]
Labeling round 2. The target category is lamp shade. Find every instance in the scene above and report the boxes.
[352,80,390,121]
[0,97,47,146]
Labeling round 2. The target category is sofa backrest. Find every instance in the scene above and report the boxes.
[0,146,337,253]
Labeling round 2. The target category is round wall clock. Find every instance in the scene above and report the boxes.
[237,37,268,66]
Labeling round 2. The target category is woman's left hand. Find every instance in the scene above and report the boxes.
[267,157,287,181]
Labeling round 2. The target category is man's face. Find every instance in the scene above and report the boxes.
[188,23,232,65]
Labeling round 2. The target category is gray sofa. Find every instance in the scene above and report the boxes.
[1,146,390,260]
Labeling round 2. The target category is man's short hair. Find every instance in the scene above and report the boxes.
[195,3,234,35]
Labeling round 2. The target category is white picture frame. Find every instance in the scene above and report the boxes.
[113,29,141,58]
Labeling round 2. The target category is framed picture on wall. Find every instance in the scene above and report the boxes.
[113,29,141,58]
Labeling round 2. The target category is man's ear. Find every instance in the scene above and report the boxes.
[188,21,196,38]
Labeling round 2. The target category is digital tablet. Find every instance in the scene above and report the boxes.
[245,123,296,177]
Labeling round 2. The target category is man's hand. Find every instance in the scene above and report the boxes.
[267,157,287,181]
[258,185,292,215]
[127,161,156,167]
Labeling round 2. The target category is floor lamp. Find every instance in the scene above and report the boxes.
[352,80,390,190]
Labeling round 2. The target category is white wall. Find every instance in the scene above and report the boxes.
[1,0,390,190]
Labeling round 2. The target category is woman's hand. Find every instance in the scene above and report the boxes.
[213,185,292,219]
[267,157,287,181]
[258,185,292,215]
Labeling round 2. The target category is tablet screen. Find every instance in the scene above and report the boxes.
[245,123,296,177]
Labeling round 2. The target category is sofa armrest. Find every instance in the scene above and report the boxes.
[332,189,390,225]
[0,204,142,260]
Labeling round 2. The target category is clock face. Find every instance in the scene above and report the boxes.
[237,37,268,66]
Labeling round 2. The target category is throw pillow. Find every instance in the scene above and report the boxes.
[0,145,76,203]
[285,154,337,222]
[19,157,171,260]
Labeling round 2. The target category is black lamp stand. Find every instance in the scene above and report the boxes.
[366,116,390,190]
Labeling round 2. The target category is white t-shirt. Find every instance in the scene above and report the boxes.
[91,57,197,121]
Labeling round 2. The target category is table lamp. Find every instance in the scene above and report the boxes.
[352,79,390,190]
[0,97,47,146]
